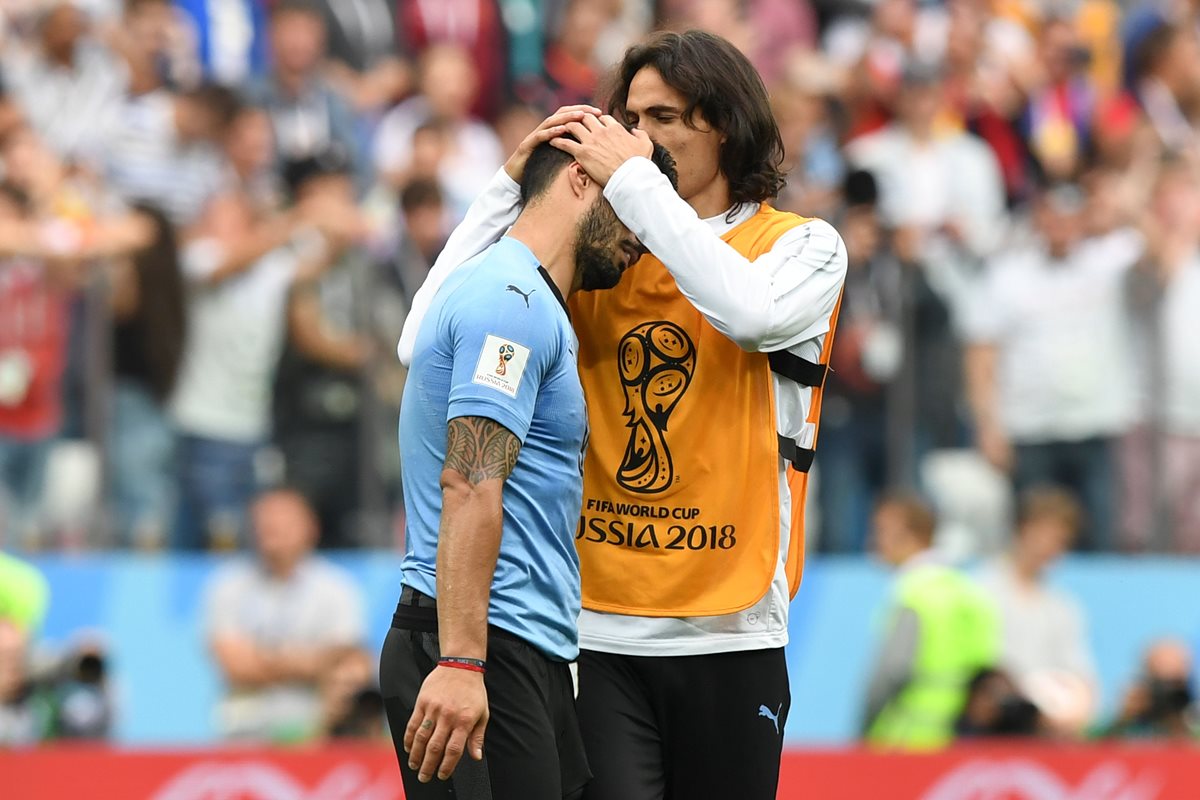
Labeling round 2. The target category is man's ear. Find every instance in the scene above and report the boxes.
[567,161,593,198]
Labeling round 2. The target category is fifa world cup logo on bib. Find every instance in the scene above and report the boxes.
[616,321,696,493]
[495,343,515,376]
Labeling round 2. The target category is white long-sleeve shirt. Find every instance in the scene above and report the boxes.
[398,157,847,656]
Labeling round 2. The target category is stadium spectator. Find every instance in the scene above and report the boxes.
[1129,21,1200,159]
[846,60,1006,313]
[392,177,446,301]
[170,174,340,550]
[1,2,128,162]
[109,0,201,96]
[976,487,1097,737]
[373,44,503,221]
[205,488,366,742]
[273,151,374,548]
[816,170,904,553]
[954,667,1042,739]
[862,493,999,749]
[1018,15,1098,183]
[939,0,1030,206]
[248,1,363,184]
[318,647,384,740]
[103,83,242,227]
[222,104,284,211]
[1121,157,1200,553]
[175,0,269,87]
[962,183,1144,551]
[309,0,411,115]
[1101,639,1197,741]
[517,0,608,112]
[394,0,508,120]
[771,53,845,220]
[0,180,73,549]
[106,207,185,550]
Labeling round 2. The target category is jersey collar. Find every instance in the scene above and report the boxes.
[537,265,568,314]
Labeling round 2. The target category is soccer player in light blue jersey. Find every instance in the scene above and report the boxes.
[380,109,677,800]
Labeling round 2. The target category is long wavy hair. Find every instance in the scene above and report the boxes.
[127,205,186,401]
[604,30,787,209]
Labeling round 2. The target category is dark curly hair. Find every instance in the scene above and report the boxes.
[604,30,786,211]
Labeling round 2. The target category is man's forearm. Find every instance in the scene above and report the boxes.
[964,344,1000,430]
[435,474,505,661]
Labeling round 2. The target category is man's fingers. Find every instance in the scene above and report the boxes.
[407,716,436,772]
[552,103,602,118]
[528,125,568,145]
[437,727,470,780]
[402,704,427,754]
[549,136,583,157]
[561,120,591,141]
[544,105,601,128]
[469,713,489,761]
[417,718,452,783]
[537,110,587,134]
[598,114,623,128]
[633,127,654,156]
[579,113,604,132]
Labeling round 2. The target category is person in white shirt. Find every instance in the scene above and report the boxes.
[1121,157,1200,552]
[372,44,503,223]
[976,487,1098,737]
[104,84,241,227]
[2,3,128,163]
[397,31,846,800]
[205,488,365,742]
[170,183,339,550]
[962,183,1143,551]
[845,60,1007,311]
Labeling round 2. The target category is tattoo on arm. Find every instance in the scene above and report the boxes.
[444,417,521,485]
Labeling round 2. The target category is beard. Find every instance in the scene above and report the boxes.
[574,198,630,292]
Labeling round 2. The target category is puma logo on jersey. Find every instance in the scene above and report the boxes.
[506,285,535,307]
[758,703,783,735]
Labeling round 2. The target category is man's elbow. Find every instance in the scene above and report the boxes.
[720,318,771,352]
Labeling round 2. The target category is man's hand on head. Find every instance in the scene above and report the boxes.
[503,105,602,184]
[551,114,654,187]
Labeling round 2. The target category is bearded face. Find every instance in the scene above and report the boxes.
[574,197,645,292]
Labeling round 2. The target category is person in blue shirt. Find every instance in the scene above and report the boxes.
[380,108,677,800]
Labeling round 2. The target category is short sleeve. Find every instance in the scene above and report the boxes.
[444,289,562,442]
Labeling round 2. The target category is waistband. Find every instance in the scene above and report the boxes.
[391,585,530,648]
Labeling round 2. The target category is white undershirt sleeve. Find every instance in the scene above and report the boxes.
[603,157,848,352]
[396,167,522,365]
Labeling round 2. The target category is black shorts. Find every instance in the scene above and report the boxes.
[379,587,590,800]
[576,647,790,800]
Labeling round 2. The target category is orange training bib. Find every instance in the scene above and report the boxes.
[569,206,816,617]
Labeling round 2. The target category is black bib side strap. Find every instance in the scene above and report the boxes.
[767,350,828,388]
[777,434,816,473]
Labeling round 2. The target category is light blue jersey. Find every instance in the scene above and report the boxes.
[398,237,586,661]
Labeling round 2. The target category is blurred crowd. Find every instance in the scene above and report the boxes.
[0,0,1198,556]
[862,488,1197,748]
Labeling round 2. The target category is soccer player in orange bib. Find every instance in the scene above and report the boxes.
[399,32,847,800]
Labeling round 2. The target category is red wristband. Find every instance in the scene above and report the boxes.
[438,657,487,674]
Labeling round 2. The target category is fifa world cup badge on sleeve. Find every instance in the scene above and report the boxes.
[473,334,531,398]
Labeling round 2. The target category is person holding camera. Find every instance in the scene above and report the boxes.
[1101,640,1197,741]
